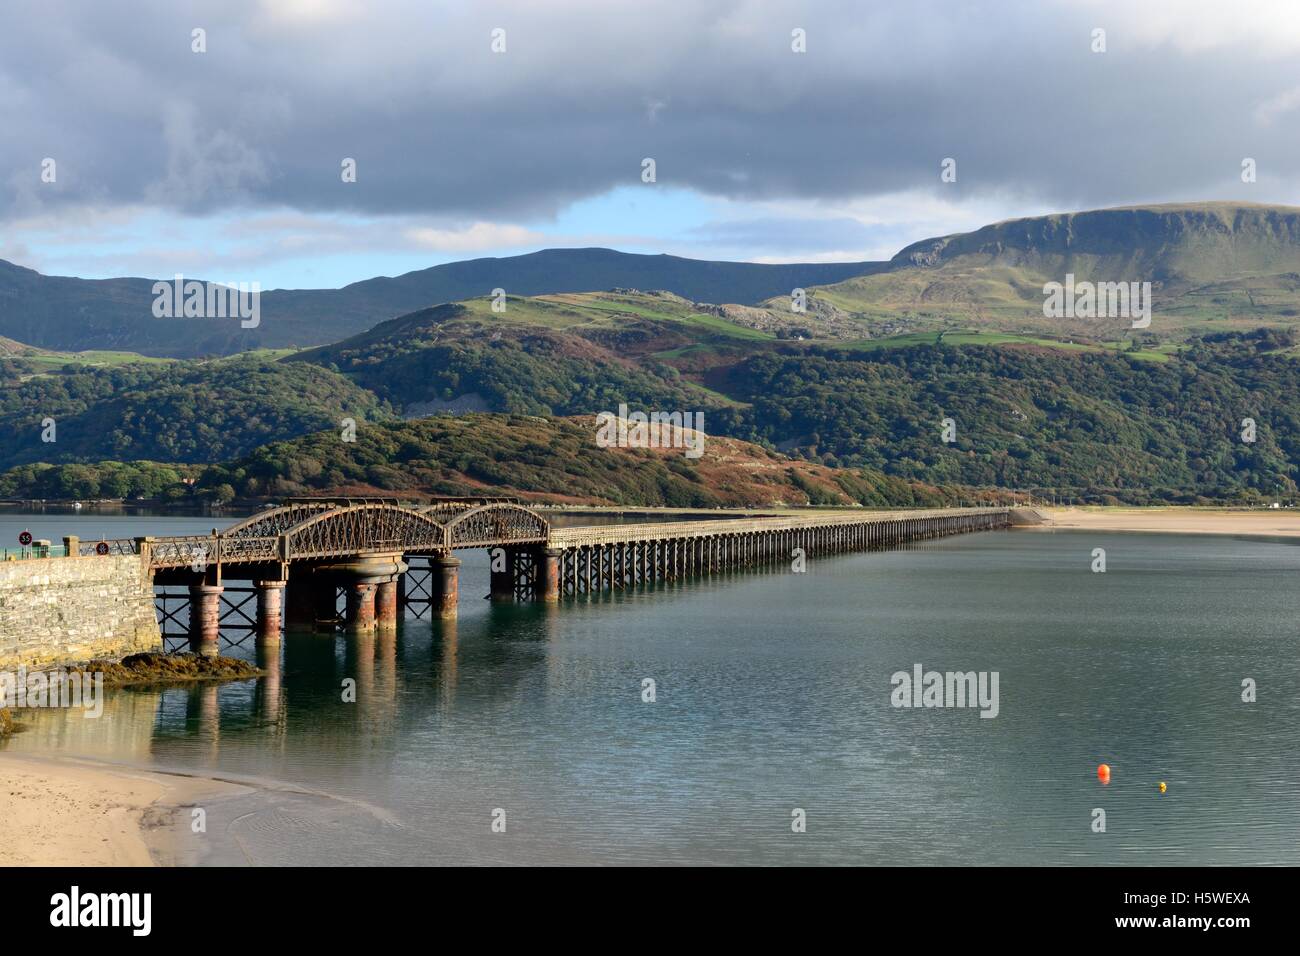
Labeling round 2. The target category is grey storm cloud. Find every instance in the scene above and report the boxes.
[4,0,1300,224]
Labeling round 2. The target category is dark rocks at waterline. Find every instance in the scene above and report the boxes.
[69,653,264,687]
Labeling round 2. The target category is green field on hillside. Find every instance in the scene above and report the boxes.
[836,330,1172,362]
[21,349,175,370]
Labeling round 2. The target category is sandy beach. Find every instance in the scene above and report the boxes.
[1038,506,1300,537]
[0,753,246,866]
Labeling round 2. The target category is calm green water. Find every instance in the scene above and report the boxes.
[5,514,1299,865]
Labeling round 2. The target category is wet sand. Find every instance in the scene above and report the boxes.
[0,753,248,866]
[1040,507,1300,537]
[0,749,412,866]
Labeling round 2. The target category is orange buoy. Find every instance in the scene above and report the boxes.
[1097,763,1111,782]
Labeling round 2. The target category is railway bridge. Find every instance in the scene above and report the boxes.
[65,498,1011,656]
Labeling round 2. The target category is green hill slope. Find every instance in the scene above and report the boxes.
[0,414,979,508]
[7,282,1300,504]
[296,292,1300,503]
[0,356,391,469]
[290,293,764,421]
[797,202,1300,342]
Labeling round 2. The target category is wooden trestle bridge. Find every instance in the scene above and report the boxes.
[61,498,1011,655]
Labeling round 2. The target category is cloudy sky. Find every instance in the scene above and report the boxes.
[4,0,1300,288]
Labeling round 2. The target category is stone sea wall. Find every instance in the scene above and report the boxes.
[0,554,161,669]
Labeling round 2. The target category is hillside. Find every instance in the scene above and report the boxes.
[0,335,40,356]
[291,291,1300,503]
[712,330,1298,502]
[5,279,1300,502]
[290,292,781,419]
[0,356,391,469]
[7,204,1300,504]
[0,250,879,358]
[796,203,1300,343]
[288,287,1300,504]
[0,415,973,509]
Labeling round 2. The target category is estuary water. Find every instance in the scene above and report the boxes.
[4,512,1299,866]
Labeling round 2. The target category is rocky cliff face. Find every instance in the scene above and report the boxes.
[891,202,1300,279]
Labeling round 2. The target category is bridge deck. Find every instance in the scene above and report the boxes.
[548,508,1005,547]
[65,502,1009,572]
[44,503,1011,648]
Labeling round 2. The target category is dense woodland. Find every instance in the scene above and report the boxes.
[302,328,722,419]
[721,330,1299,503]
[2,328,1298,505]
[0,357,390,469]
[0,417,970,508]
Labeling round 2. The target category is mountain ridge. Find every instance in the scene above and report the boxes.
[7,201,1300,357]
[801,201,1300,342]
[892,201,1300,273]
[0,248,882,357]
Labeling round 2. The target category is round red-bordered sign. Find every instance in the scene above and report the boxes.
[18,530,32,546]
[95,541,110,555]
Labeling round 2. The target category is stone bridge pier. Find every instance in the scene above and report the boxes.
[284,554,408,634]
[336,554,408,632]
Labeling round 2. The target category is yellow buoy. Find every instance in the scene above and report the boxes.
[1158,781,1167,793]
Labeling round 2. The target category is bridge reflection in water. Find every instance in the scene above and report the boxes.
[7,614,495,772]
[63,497,1010,656]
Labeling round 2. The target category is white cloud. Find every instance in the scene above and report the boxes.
[403,222,545,252]
[1059,0,1300,57]
[1254,86,1300,125]
[255,0,354,26]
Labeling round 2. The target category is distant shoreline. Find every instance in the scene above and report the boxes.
[1040,507,1300,538]
[0,498,251,513]
[7,498,1300,539]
